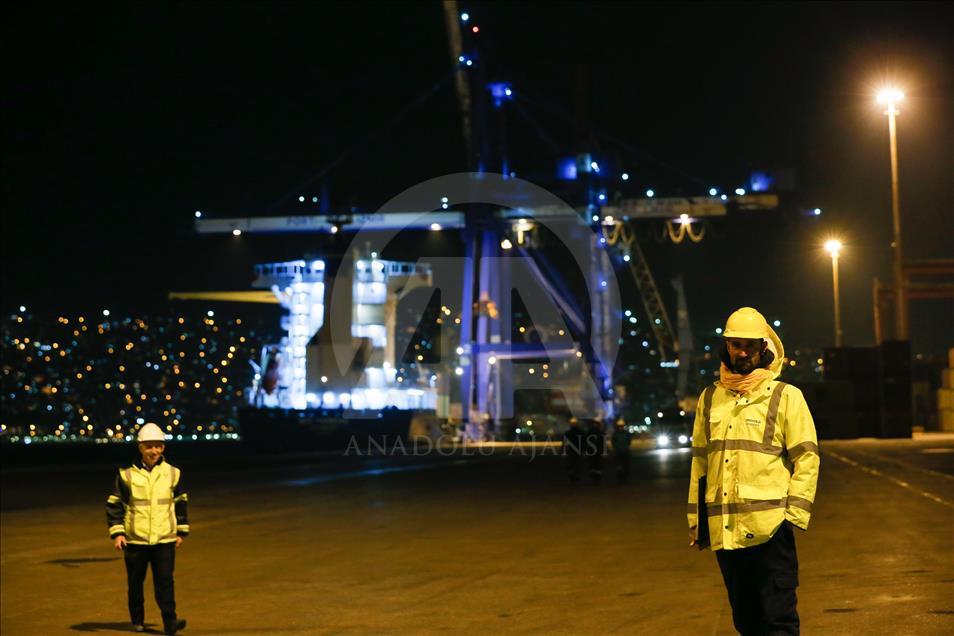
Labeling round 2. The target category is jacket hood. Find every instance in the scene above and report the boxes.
[764,324,785,378]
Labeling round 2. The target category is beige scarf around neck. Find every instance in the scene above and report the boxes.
[719,363,774,394]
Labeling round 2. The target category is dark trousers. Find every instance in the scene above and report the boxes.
[124,542,177,627]
[715,521,799,636]
[614,452,630,481]
[566,453,581,482]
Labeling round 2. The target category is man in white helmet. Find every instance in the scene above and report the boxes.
[106,423,189,634]
[687,307,819,635]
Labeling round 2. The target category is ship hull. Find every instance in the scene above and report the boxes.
[238,406,413,452]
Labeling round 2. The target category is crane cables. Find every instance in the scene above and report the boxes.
[603,218,705,246]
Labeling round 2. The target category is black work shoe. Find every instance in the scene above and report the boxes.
[164,618,186,634]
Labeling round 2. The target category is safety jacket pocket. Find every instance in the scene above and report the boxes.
[738,483,786,501]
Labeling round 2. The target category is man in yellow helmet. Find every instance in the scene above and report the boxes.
[687,307,819,635]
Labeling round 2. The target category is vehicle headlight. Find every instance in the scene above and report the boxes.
[678,435,689,444]
[657,435,670,447]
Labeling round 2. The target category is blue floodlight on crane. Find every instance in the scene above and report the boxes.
[488,82,514,108]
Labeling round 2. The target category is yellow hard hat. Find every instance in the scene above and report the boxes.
[723,307,770,340]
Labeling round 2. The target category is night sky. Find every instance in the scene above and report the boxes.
[3,1,952,353]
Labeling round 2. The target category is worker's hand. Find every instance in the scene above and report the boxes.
[114,535,127,551]
[175,536,184,548]
[689,529,705,550]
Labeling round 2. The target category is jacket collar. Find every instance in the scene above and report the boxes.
[134,456,165,471]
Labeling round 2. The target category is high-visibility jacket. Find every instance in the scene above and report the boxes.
[106,457,189,545]
[687,378,819,550]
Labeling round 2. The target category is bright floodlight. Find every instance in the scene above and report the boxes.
[232,229,242,236]
[825,239,842,256]
[877,87,904,106]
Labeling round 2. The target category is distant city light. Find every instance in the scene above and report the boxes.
[623,254,631,262]
[102,310,110,317]
[773,320,782,327]
[488,356,497,365]
[646,189,655,198]
[720,194,728,201]
[735,188,746,195]
[194,210,202,218]
[430,223,442,231]
[460,12,469,22]
[598,193,606,201]
[590,161,600,172]
[592,214,600,222]
[298,196,305,202]
[19,306,26,312]
[456,346,464,355]
[441,203,449,209]
[455,367,464,376]
[814,208,822,216]
[441,196,448,203]
[472,26,479,33]
[621,172,630,181]
[715,327,723,334]
[709,188,718,196]
[500,238,513,250]
[207,310,214,317]
[312,196,318,203]
[466,59,473,67]
[624,310,632,317]
[232,229,242,236]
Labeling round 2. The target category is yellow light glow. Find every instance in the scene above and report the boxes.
[876,87,904,106]
[824,239,842,256]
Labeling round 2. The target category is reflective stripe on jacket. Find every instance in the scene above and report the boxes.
[687,379,819,550]
[105,458,189,544]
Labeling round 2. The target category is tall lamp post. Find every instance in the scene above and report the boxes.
[825,239,843,347]
[877,87,907,340]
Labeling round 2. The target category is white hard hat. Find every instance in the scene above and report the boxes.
[137,423,166,443]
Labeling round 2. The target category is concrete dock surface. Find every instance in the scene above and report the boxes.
[2,435,953,635]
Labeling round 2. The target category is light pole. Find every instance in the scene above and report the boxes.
[877,87,907,340]
[825,239,843,347]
